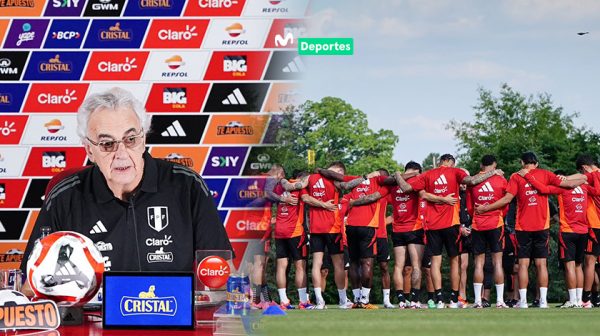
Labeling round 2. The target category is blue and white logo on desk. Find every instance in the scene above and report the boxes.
[120,285,177,317]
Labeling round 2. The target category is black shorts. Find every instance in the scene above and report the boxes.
[321,252,332,270]
[426,225,460,257]
[472,227,504,255]
[346,226,377,262]
[276,236,308,260]
[422,246,431,268]
[376,238,391,262]
[503,233,517,271]
[310,233,343,255]
[516,230,550,259]
[391,229,424,247]
[459,233,472,254]
[559,232,587,263]
[586,228,600,256]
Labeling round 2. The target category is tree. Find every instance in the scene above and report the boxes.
[447,84,600,174]
[272,97,402,175]
[421,152,440,170]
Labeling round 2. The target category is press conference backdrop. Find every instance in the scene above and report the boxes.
[0,0,307,273]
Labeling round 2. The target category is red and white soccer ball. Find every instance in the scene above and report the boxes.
[27,231,104,306]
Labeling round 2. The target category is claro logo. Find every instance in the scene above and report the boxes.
[98,57,137,73]
[196,256,230,289]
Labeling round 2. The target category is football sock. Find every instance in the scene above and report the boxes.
[496,284,504,303]
[278,288,289,304]
[473,283,483,304]
[298,288,308,303]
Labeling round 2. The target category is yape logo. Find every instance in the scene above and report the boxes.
[24,83,89,112]
[183,0,245,16]
[120,286,177,316]
[3,19,49,49]
[0,290,60,331]
[144,20,208,49]
[84,51,148,80]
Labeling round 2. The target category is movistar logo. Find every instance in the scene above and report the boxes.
[120,285,177,316]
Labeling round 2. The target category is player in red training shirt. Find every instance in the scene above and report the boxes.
[576,154,600,307]
[476,152,587,308]
[280,161,376,309]
[466,155,509,308]
[394,154,503,308]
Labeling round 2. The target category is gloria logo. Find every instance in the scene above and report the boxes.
[183,0,245,16]
[197,256,230,289]
[120,286,177,317]
[144,20,208,48]
[23,52,88,81]
[23,83,89,112]
[3,19,49,48]
[84,51,148,80]
[204,51,269,81]
[84,20,148,48]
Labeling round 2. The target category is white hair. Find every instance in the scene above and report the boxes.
[77,87,152,140]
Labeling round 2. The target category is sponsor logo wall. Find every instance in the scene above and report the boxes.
[0,0,307,271]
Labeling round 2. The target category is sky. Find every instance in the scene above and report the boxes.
[303,0,600,165]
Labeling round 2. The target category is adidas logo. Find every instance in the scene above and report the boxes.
[478,182,494,192]
[434,174,448,185]
[572,186,585,195]
[89,220,108,235]
[222,88,247,105]
[313,178,325,189]
[161,120,187,137]
[282,56,305,73]
[56,263,78,276]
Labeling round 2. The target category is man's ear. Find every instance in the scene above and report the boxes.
[84,143,95,163]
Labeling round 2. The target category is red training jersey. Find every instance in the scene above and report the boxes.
[387,179,422,232]
[409,166,468,230]
[585,171,600,229]
[467,173,508,231]
[305,174,341,234]
[506,168,562,231]
[346,177,384,228]
[274,183,305,239]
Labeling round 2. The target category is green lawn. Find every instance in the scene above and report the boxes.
[258,306,600,336]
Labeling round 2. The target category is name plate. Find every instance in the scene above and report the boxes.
[102,272,194,330]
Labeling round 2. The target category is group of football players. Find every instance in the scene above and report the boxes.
[249,152,600,310]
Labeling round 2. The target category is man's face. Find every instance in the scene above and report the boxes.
[85,107,145,192]
[328,165,345,175]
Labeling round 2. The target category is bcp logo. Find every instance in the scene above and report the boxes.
[196,256,230,289]
[183,0,245,16]
[23,83,89,113]
[144,20,208,48]
[43,19,88,49]
[84,51,148,80]
[204,51,269,81]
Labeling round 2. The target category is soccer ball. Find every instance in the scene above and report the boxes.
[0,289,29,306]
[27,231,104,306]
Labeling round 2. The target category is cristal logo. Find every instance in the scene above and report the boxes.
[98,57,137,73]
[38,89,77,105]
[196,256,230,289]
[158,25,197,41]
[199,0,237,8]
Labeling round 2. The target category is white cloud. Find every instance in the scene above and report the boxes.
[503,0,600,22]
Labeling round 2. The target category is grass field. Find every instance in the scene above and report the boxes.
[258,306,600,336]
